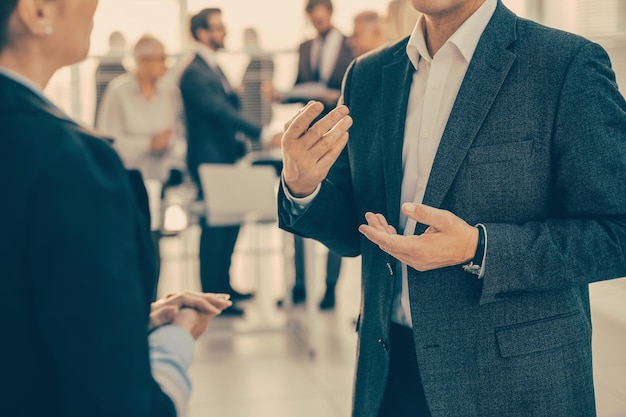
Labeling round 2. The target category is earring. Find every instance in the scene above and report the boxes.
[43,25,54,36]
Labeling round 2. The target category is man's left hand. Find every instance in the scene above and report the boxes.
[358,203,478,272]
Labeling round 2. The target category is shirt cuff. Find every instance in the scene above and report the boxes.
[280,174,321,215]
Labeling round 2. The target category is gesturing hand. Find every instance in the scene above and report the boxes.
[358,203,478,272]
[281,101,353,197]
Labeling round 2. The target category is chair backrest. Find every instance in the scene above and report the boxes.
[198,163,278,226]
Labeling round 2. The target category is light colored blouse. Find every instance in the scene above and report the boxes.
[97,73,186,183]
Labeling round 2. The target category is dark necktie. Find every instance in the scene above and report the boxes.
[312,33,327,82]
[215,64,233,93]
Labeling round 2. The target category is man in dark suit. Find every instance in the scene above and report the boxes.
[180,8,266,315]
[291,0,354,112]
[278,0,626,416]
[282,0,355,309]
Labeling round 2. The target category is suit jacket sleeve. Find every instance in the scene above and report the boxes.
[180,65,262,139]
[29,132,176,417]
[480,41,626,303]
[278,61,362,257]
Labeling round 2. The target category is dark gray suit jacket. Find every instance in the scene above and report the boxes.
[279,2,626,416]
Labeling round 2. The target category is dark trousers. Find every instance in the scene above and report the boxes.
[293,235,342,292]
[294,235,305,288]
[324,250,342,290]
[378,323,431,417]
[199,222,240,293]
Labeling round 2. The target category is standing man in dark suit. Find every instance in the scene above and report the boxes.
[278,0,626,416]
[282,0,355,309]
[180,8,268,315]
[291,0,354,112]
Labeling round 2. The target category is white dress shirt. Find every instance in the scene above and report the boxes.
[392,0,497,327]
[310,27,344,83]
[284,0,497,327]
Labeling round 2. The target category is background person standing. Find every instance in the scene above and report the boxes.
[180,8,275,316]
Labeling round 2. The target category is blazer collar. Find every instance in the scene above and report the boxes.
[0,73,114,143]
[421,1,518,210]
[381,40,415,229]
[0,72,73,123]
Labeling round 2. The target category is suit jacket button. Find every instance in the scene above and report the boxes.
[377,339,389,351]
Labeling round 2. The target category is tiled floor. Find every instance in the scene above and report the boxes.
[156,222,626,417]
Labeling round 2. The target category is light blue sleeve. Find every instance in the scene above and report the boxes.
[149,325,195,417]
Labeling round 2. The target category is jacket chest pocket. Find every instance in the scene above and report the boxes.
[448,140,541,220]
[466,140,533,165]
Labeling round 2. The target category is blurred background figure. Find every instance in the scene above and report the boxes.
[240,27,275,152]
[98,34,185,186]
[384,0,421,42]
[285,0,354,112]
[180,8,277,316]
[94,30,127,126]
[348,11,386,57]
[97,35,186,287]
[272,0,355,310]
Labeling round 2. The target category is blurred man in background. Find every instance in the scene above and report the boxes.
[349,11,386,57]
[276,0,355,310]
[180,8,275,316]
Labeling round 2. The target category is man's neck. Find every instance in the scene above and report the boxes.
[423,0,485,56]
[318,27,333,39]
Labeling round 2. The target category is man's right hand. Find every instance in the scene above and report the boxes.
[281,101,352,197]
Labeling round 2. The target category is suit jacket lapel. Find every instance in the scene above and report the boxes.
[381,48,415,229]
[422,3,518,210]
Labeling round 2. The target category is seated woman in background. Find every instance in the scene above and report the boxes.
[97,34,186,188]
[97,34,187,285]
[0,1,230,416]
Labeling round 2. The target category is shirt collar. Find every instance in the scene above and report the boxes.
[406,0,497,69]
[0,65,45,97]
[129,74,164,97]
[0,65,68,115]
[317,27,338,42]
[195,43,219,68]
